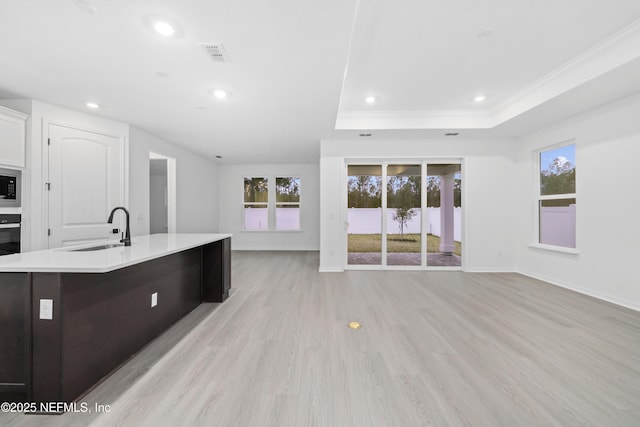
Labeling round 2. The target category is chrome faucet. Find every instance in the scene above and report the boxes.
[108,207,131,246]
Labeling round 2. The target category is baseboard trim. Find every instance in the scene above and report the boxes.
[232,248,320,252]
[465,268,517,273]
[518,270,640,313]
[319,267,344,273]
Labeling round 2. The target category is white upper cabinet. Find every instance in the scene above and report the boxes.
[0,106,28,168]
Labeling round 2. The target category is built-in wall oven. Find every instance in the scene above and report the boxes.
[0,214,20,255]
[0,167,21,208]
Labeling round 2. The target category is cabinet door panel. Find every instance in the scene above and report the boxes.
[0,108,27,168]
[0,273,31,401]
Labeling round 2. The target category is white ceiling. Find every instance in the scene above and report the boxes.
[1,0,639,163]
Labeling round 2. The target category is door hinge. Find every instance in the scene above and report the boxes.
[48,229,51,236]
[45,182,51,191]
[48,138,51,146]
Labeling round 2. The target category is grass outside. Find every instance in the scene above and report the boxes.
[348,234,461,256]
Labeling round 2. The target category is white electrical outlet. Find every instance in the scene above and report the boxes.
[39,299,53,320]
[151,292,158,307]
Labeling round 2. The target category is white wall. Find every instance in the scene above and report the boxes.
[129,126,218,236]
[515,92,640,311]
[218,164,320,250]
[320,139,517,272]
[0,99,129,251]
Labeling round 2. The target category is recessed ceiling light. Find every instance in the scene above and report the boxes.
[144,16,183,38]
[365,96,376,104]
[153,21,175,37]
[86,102,99,109]
[156,71,169,78]
[359,133,372,137]
[212,90,227,99]
[474,94,486,103]
[215,155,223,159]
[445,132,459,136]
[195,105,206,110]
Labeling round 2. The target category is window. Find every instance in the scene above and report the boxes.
[244,177,268,230]
[537,143,576,249]
[276,177,300,230]
[243,176,301,231]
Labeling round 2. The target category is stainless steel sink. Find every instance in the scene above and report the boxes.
[70,243,124,252]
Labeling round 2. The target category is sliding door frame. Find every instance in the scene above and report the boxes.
[343,157,466,271]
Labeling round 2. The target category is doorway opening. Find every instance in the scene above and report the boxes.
[346,160,463,270]
[149,152,176,234]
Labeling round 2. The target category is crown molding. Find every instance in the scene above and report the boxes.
[0,104,29,120]
[491,17,640,124]
[336,18,640,131]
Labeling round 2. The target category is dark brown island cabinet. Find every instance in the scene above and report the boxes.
[0,234,231,407]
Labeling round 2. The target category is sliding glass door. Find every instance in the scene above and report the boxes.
[346,161,462,269]
[426,164,462,267]
[386,164,421,266]
[347,165,382,266]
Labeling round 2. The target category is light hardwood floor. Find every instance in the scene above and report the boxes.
[4,251,640,426]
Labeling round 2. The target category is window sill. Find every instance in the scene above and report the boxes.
[528,243,579,255]
[241,230,304,233]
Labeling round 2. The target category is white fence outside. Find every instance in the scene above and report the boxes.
[347,208,462,241]
[540,205,576,248]
[346,205,576,248]
[244,208,300,230]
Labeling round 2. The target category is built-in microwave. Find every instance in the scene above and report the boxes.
[0,167,21,208]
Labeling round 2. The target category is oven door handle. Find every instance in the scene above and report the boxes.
[0,223,20,229]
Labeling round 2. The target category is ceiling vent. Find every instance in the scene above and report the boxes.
[199,43,231,63]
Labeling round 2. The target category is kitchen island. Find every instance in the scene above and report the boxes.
[0,233,231,407]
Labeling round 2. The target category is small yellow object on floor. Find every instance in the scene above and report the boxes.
[348,321,361,329]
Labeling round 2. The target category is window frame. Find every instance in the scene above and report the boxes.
[242,175,302,232]
[532,141,578,254]
[243,177,269,231]
[275,176,301,231]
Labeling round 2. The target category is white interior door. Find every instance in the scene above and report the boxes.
[47,124,125,248]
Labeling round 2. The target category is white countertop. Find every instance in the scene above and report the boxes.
[0,233,231,273]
